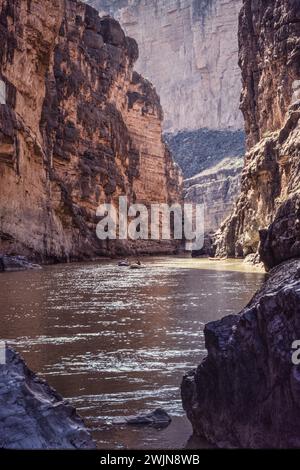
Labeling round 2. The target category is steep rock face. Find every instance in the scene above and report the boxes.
[184,157,243,234]
[0,0,182,262]
[87,0,243,133]
[182,0,300,449]
[259,193,300,271]
[182,259,300,448]
[0,346,95,449]
[215,0,300,258]
[239,0,300,149]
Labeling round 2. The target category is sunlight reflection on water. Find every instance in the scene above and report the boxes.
[0,257,265,449]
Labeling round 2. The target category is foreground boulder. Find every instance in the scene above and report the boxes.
[0,346,96,449]
[181,259,300,448]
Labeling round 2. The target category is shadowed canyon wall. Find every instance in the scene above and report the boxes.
[215,0,300,260]
[0,0,182,261]
[182,0,300,449]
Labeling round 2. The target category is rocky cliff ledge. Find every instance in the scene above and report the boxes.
[87,0,243,133]
[0,346,95,449]
[0,0,182,262]
[182,259,300,448]
[215,0,300,259]
[184,157,243,235]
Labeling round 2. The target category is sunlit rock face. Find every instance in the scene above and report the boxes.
[0,0,182,261]
[0,346,96,449]
[86,0,243,133]
[215,0,300,259]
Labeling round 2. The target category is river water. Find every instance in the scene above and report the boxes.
[0,257,265,449]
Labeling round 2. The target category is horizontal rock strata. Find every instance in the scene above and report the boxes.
[184,157,243,235]
[0,0,182,262]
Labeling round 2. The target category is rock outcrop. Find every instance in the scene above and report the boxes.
[165,128,245,179]
[0,345,95,449]
[215,0,300,259]
[87,0,243,133]
[182,259,300,448]
[0,255,41,272]
[184,157,243,235]
[0,0,182,262]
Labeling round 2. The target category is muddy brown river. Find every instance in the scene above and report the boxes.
[0,257,265,449]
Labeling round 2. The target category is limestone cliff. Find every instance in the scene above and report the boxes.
[86,0,243,133]
[215,0,300,259]
[0,0,182,262]
[184,157,243,234]
[0,345,95,449]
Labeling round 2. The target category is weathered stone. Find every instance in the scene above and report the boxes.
[259,194,300,271]
[87,0,244,133]
[215,0,300,258]
[83,29,104,49]
[182,0,300,450]
[125,408,172,429]
[184,157,243,235]
[165,129,245,180]
[215,101,300,259]
[182,260,300,448]
[0,255,41,272]
[100,16,125,46]
[0,0,182,262]
[0,346,96,449]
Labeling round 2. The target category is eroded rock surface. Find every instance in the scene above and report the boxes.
[182,259,300,448]
[0,255,41,272]
[0,0,182,262]
[182,0,300,450]
[87,0,243,133]
[215,0,300,259]
[0,346,96,449]
[184,157,243,235]
[259,193,300,271]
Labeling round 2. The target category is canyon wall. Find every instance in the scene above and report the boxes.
[87,0,245,237]
[215,0,300,260]
[0,0,182,262]
[184,157,243,234]
[182,0,300,448]
[87,0,243,133]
